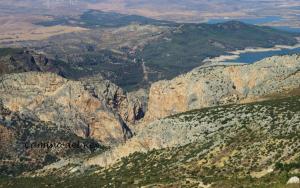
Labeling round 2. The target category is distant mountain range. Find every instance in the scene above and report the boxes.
[4,11,299,90]
[2,0,300,26]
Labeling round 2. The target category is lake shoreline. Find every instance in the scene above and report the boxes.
[203,42,300,65]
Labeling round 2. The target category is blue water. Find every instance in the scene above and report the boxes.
[207,16,300,63]
[271,26,300,33]
[225,47,300,64]
[290,6,300,10]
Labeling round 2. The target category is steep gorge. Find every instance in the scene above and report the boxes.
[84,54,300,168]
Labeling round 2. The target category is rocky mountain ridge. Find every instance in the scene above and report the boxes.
[146,54,300,121]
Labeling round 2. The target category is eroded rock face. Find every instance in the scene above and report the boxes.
[0,72,138,145]
[146,55,300,120]
[80,74,146,124]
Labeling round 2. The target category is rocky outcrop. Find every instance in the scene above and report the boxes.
[0,72,141,145]
[146,55,300,120]
[0,49,63,76]
[287,176,300,184]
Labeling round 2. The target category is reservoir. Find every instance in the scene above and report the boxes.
[225,47,300,64]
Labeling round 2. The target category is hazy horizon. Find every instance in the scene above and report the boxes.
[2,0,300,23]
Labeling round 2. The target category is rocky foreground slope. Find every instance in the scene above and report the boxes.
[84,97,300,188]
[1,96,299,187]
[146,54,300,120]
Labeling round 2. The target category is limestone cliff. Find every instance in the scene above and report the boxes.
[146,55,300,120]
[0,72,143,145]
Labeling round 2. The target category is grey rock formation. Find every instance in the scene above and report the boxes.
[146,54,300,120]
[0,72,142,145]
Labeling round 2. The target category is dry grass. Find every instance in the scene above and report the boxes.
[0,15,88,43]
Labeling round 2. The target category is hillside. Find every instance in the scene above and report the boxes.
[0,96,299,187]
[36,10,173,28]
[137,21,299,81]
[0,48,71,76]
